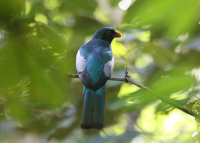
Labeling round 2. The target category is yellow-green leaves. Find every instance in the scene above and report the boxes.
[112,39,127,57]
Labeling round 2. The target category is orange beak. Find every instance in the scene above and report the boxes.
[113,31,122,38]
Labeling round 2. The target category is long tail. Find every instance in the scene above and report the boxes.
[81,85,105,129]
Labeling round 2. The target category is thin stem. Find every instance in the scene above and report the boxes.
[66,69,200,120]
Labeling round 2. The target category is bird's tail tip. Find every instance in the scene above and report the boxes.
[81,123,103,130]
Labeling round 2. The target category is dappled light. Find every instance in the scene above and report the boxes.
[35,14,48,24]
[118,0,132,11]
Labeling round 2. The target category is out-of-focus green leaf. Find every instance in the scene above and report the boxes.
[59,0,97,14]
[192,100,200,110]
[123,0,199,36]
[142,43,179,68]
[155,102,174,115]
[0,44,22,88]
[149,73,194,97]
[0,0,25,23]
[107,88,156,111]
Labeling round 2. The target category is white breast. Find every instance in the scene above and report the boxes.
[76,50,87,73]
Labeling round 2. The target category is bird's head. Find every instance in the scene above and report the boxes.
[92,27,121,43]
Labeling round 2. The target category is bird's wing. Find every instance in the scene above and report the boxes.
[89,52,114,90]
[76,50,95,89]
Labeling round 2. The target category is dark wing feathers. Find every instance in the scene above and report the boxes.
[78,68,109,91]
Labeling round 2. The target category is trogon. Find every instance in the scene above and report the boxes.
[76,27,121,129]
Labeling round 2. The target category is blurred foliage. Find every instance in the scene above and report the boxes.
[0,0,200,143]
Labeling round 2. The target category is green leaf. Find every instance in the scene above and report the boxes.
[123,0,199,35]
[192,100,200,110]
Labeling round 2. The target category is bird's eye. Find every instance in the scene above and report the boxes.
[106,31,112,35]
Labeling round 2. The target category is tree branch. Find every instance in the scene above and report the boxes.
[66,68,200,120]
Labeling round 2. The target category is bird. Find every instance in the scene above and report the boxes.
[76,27,121,129]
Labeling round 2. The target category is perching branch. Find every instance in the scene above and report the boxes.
[66,68,200,120]
[66,68,146,89]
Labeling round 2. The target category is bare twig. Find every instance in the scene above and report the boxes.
[66,69,200,120]
[65,69,147,89]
